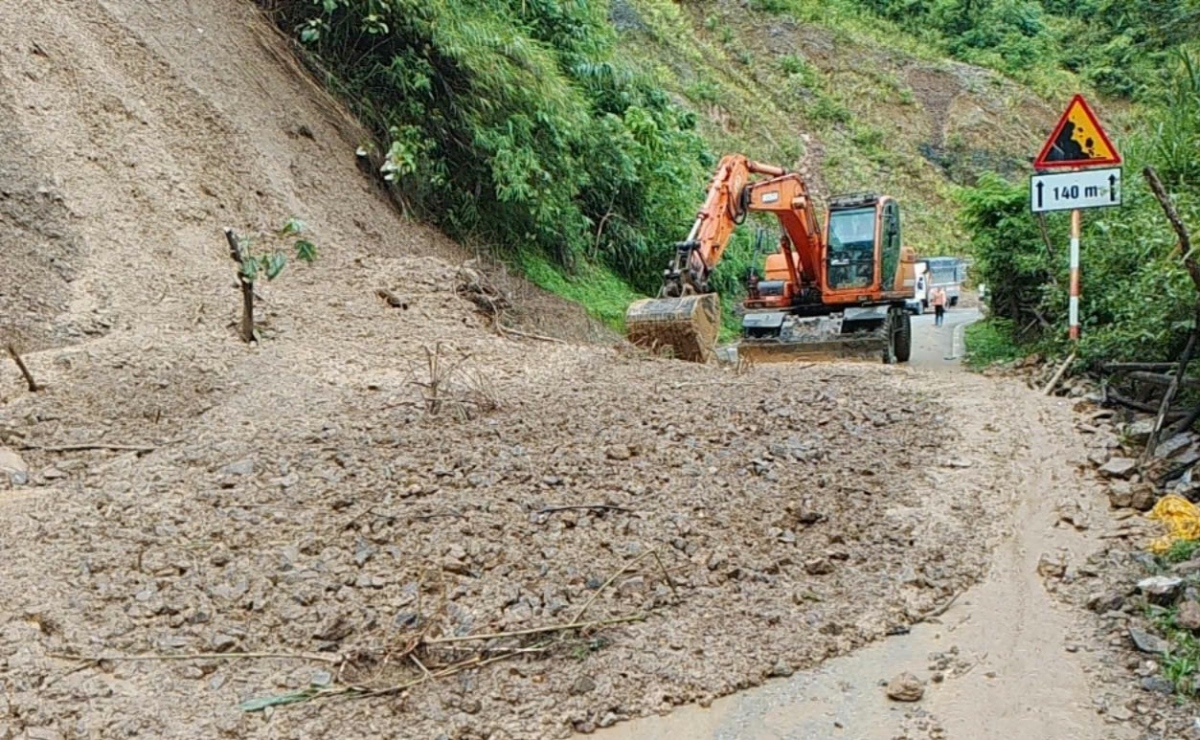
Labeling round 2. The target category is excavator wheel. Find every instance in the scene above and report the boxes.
[625,293,721,363]
[895,310,912,363]
[881,307,908,365]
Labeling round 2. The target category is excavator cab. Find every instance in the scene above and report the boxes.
[823,194,904,298]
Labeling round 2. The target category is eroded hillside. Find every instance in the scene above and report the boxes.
[615,0,1058,251]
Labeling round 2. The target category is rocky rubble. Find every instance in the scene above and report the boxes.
[0,347,1008,738]
[1043,384,1200,738]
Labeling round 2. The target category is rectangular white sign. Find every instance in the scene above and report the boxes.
[1030,167,1121,213]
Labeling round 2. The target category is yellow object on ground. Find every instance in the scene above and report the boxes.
[1147,494,1200,553]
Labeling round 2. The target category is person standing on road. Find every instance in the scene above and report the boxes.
[932,287,947,328]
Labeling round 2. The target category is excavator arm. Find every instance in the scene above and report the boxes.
[661,155,822,297]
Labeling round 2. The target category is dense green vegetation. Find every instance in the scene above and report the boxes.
[856,0,1200,99]
[964,52,1200,365]
[267,0,710,301]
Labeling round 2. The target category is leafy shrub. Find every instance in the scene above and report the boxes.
[851,0,1199,100]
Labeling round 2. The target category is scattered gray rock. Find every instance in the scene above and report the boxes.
[1156,433,1196,460]
[618,575,646,596]
[1131,484,1159,512]
[1099,457,1137,480]
[311,670,333,687]
[1141,676,1175,694]
[219,458,255,476]
[1138,576,1183,600]
[769,661,794,677]
[1086,591,1126,613]
[1175,559,1200,577]
[0,446,29,485]
[1129,627,1171,655]
[804,557,834,576]
[1107,704,1134,721]
[605,445,633,461]
[354,537,375,567]
[1037,554,1066,579]
[1107,482,1133,509]
[570,675,596,695]
[1124,419,1156,445]
[1178,601,1200,631]
[886,672,924,702]
[1087,450,1111,467]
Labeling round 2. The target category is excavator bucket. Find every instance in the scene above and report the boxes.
[625,294,720,363]
[737,335,887,363]
[737,308,897,364]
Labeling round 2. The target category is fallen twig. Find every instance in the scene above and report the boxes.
[409,654,433,682]
[425,613,647,646]
[244,648,538,711]
[22,443,160,454]
[1127,371,1200,389]
[650,550,680,599]
[6,343,40,392]
[499,326,568,345]
[410,509,465,521]
[1168,402,1200,436]
[573,550,659,623]
[921,592,961,620]
[537,504,633,515]
[1106,391,1187,417]
[1042,352,1076,396]
[1102,362,1179,373]
[49,650,341,664]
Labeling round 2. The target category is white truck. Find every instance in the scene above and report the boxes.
[906,257,966,314]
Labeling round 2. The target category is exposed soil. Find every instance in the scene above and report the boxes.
[0,2,1173,740]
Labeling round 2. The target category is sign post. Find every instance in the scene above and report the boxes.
[1069,209,1081,341]
[1031,94,1122,342]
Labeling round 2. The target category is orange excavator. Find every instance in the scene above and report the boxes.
[625,154,917,363]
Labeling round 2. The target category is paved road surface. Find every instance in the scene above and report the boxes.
[909,306,982,371]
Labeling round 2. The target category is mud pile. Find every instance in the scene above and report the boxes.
[0,1,1005,738]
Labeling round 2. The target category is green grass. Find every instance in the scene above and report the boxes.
[518,253,646,330]
[1145,604,1200,697]
[1163,539,1200,565]
[963,318,1023,369]
[519,249,753,343]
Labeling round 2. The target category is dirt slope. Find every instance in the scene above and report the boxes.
[0,2,1087,739]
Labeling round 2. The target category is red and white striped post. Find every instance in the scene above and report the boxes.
[1068,208,1081,341]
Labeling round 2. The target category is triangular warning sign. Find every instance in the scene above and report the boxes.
[1034,94,1121,169]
